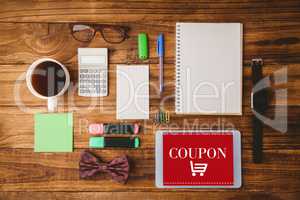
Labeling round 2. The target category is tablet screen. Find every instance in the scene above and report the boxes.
[163,132,234,186]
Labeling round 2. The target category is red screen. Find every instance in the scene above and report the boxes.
[163,132,234,186]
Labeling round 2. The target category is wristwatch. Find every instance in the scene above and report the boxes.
[251,58,268,163]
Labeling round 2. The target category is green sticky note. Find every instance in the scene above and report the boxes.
[34,113,73,152]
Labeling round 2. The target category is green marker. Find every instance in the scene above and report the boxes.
[138,33,148,60]
[89,137,140,148]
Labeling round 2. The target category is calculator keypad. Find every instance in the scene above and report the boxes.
[79,68,108,97]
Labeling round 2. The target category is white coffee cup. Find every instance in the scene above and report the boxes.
[26,58,70,112]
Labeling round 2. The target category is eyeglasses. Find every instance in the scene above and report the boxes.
[70,23,130,44]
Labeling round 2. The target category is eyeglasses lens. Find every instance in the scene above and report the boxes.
[101,27,126,43]
[72,25,95,42]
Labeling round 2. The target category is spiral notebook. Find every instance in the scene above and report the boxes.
[175,23,243,115]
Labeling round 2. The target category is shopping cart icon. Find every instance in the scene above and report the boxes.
[190,161,208,176]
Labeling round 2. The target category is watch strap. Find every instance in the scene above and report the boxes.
[252,116,263,163]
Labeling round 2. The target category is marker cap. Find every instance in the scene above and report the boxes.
[89,137,105,148]
[89,123,104,135]
[134,123,139,134]
[138,33,148,60]
[134,137,140,148]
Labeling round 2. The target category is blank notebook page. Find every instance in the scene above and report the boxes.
[116,65,149,119]
[176,23,243,115]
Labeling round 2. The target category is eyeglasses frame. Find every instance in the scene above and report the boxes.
[69,23,130,44]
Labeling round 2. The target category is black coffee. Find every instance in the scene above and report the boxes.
[31,61,66,97]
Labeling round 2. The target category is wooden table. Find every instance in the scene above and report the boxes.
[0,1,299,200]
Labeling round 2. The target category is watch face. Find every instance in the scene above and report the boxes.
[253,90,268,113]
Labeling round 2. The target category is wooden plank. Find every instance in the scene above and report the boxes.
[0,106,299,149]
[0,191,299,200]
[1,0,300,23]
[0,102,300,150]
[0,149,299,192]
[0,22,299,64]
[0,64,299,106]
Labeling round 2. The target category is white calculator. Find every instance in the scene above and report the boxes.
[78,48,108,97]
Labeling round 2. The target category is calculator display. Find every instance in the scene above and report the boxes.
[80,55,106,65]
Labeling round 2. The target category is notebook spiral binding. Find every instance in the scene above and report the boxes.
[175,23,182,113]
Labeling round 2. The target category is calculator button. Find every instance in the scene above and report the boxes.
[79,70,108,96]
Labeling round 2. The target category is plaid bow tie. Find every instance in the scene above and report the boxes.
[79,150,130,184]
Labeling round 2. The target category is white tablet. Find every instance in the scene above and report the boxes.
[155,130,242,188]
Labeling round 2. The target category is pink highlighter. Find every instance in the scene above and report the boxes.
[89,123,139,135]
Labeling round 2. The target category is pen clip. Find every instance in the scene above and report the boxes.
[157,34,164,56]
[251,91,254,110]
[156,37,159,55]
